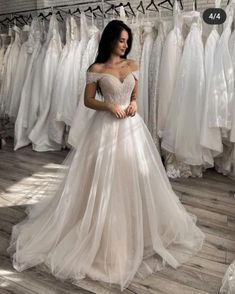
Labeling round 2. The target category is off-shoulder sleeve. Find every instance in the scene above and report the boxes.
[132,70,139,81]
[86,71,101,84]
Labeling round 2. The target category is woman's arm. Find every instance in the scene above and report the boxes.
[84,82,110,111]
[126,60,138,116]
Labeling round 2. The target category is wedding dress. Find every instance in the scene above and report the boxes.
[8,26,31,119]
[200,26,222,160]
[0,27,20,116]
[0,34,8,92]
[58,12,89,127]
[157,1,183,138]
[207,5,234,130]
[148,20,165,150]
[229,28,235,142]
[14,18,44,150]
[29,14,62,152]
[129,16,142,65]
[77,23,100,100]
[51,16,79,146]
[138,21,154,125]
[47,16,72,146]
[4,26,21,116]
[162,16,208,167]
[8,69,205,291]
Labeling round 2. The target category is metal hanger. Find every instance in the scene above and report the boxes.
[84,6,96,18]
[177,0,184,10]
[146,0,159,12]
[105,4,120,16]
[137,1,145,13]
[115,2,136,17]
[124,2,136,16]
[72,6,81,15]
[158,0,173,11]
[92,5,105,18]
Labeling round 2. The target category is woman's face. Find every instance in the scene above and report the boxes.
[113,30,129,57]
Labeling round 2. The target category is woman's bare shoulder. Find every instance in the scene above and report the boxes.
[127,59,139,71]
[88,63,105,73]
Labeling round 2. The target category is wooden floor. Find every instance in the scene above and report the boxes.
[0,142,235,294]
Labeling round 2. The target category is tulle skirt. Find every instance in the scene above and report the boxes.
[8,111,205,290]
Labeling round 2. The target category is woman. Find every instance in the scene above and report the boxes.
[8,20,205,291]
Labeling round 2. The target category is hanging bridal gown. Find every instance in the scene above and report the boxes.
[129,16,142,65]
[138,21,154,125]
[14,18,43,150]
[8,69,205,291]
[148,20,165,150]
[207,6,234,131]
[157,1,183,138]
[8,26,31,119]
[77,23,100,100]
[4,26,22,116]
[229,27,235,142]
[55,16,79,126]
[47,16,72,146]
[211,5,235,176]
[200,26,221,162]
[55,12,89,128]
[0,27,20,116]
[29,15,62,152]
[0,34,8,106]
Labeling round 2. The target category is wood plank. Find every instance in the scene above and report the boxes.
[181,193,235,217]
[226,250,235,264]
[0,276,38,294]
[172,181,235,206]
[156,264,221,294]
[0,256,94,294]
[184,255,228,278]
[184,204,228,225]
[203,231,235,252]
[197,243,226,264]
[129,275,209,294]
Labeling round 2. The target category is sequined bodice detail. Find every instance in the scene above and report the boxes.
[87,71,138,106]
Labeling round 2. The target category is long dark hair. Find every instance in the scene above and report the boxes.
[95,20,133,63]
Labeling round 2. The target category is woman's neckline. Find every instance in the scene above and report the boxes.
[90,71,138,84]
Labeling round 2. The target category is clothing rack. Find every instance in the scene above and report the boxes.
[0,0,109,17]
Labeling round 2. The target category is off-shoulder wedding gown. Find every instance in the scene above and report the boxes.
[8,69,205,290]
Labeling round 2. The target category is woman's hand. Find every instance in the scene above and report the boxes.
[107,102,127,119]
[125,101,137,117]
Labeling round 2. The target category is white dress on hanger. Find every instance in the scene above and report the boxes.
[0,26,21,116]
[52,16,79,144]
[162,18,207,167]
[0,29,13,115]
[148,20,165,150]
[0,34,8,93]
[57,12,89,127]
[200,26,221,164]
[211,5,235,177]
[207,6,234,131]
[29,15,62,152]
[47,16,72,146]
[14,18,43,150]
[157,2,183,138]
[229,28,235,142]
[8,69,204,291]
[138,21,154,125]
[129,17,142,65]
[8,29,31,119]
[77,23,100,100]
